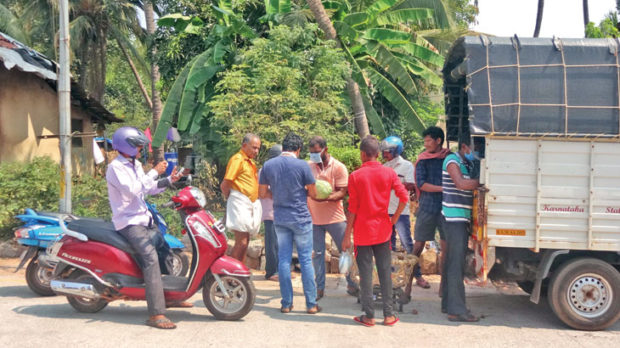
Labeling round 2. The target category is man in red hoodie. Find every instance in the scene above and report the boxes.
[342,136,409,327]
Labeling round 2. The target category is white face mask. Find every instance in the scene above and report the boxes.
[309,148,325,163]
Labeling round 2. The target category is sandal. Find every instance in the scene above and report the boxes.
[146,317,176,329]
[353,315,375,327]
[346,286,360,297]
[307,305,322,314]
[448,313,479,322]
[383,316,399,326]
[166,301,194,308]
[416,277,431,289]
[280,306,293,313]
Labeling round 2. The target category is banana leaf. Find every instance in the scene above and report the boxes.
[360,89,386,138]
[389,42,444,66]
[343,12,369,28]
[363,28,411,45]
[365,0,399,17]
[375,8,434,26]
[367,68,425,134]
[392,0,454,29]
[333,21,359,42]
[152,56,198,147]
[178,52,221,131]
[367,41,417,95]
[392,51,442,86]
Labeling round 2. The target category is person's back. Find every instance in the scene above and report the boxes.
[349,161,404,245]
[261,155,314,225]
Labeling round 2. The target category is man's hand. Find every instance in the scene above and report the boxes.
[169,166,180,183]
[154,161,168,175]
[390,214,399,225]
[342,236,352,252]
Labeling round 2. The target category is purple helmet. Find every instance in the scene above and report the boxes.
[112,127,149,157]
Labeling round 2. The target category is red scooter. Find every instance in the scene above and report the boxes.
[47,186,255,320]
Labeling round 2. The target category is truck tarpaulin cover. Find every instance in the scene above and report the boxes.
[443,36,620,139]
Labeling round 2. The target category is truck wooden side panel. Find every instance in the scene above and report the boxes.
[482,137,620,251]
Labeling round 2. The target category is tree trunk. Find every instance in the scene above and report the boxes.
[116,37,153,110]
[306,0,370,138]
[583,0,590,34]
[144,1,165,164]
[533,0,544,37]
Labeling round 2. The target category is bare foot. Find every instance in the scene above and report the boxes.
[146,315,176,329]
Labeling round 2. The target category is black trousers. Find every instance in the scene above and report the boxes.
[356,241,393,319]
[441,221,469,315]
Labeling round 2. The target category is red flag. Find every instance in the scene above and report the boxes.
[144,127,153,153]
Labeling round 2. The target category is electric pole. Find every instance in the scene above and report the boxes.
[58,0,72,213]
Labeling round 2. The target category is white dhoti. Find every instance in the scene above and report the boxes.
[226,189,262,235]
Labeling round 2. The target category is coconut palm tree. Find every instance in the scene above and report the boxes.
[14,0,145,102]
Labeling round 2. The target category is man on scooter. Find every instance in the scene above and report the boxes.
[106,126,188,329]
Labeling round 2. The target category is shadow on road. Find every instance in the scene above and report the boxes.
[0,285,40,299]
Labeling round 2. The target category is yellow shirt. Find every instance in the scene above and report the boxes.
[224,150,259,202]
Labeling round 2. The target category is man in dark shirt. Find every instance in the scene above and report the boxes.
[405,127,451,299]
[259,132,321,314]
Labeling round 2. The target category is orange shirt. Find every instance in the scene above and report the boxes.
[307,157,348,225]
[224,150,259,202]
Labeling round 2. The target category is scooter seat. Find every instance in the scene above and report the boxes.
[66,218,135,255]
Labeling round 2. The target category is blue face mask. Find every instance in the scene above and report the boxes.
[310,149,324,163]
[464,150,475,162]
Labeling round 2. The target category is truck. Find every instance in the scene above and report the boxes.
[443,35,620,330]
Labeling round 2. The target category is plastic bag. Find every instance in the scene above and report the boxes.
[339,250,353,274]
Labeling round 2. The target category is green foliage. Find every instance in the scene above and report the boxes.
[0,158,115,239]
[0,157,60,238]
[585,16,620,38]
[103,40,152,133]
[329,146,362,173]
[333,0,449,137]
[208,24,353,164]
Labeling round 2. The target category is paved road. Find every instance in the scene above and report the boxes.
[0,257,617,348]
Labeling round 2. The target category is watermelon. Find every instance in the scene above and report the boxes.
[315,179,333,199]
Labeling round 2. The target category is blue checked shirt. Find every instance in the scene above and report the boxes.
[415,157,444,214]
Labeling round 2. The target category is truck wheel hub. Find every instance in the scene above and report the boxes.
[567,273,612,318]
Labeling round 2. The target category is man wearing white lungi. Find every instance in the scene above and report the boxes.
[221,133,262,262]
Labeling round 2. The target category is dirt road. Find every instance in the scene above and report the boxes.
[0,257,617,347]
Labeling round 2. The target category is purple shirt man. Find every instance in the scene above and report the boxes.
[106,155,167,230]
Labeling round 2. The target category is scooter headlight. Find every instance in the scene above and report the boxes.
[189,187,206,208]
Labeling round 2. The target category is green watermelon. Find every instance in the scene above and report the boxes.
[315,179,333,199]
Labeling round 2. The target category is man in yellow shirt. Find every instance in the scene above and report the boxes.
[221,133,262,262]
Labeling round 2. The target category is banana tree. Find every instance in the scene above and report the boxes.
[332,0,450,135]
[262,0,452,136]
[152,1,256,148]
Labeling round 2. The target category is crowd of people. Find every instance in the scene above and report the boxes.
[105,124,480,329]
[222,127,481,327]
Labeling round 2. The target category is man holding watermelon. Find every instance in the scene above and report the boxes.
[307,136,359,300]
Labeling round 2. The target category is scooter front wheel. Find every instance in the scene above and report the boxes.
[25,258,55,296]
[203,275,255,320]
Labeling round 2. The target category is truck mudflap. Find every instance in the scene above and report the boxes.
[529,249,569,304]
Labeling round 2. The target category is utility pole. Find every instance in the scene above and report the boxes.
[58,0,72,213]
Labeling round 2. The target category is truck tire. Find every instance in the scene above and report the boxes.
[547,258,620,331]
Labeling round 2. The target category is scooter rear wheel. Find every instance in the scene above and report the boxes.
[25,258,55,296]
[66,271,108,313]
[203,275,255,320]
